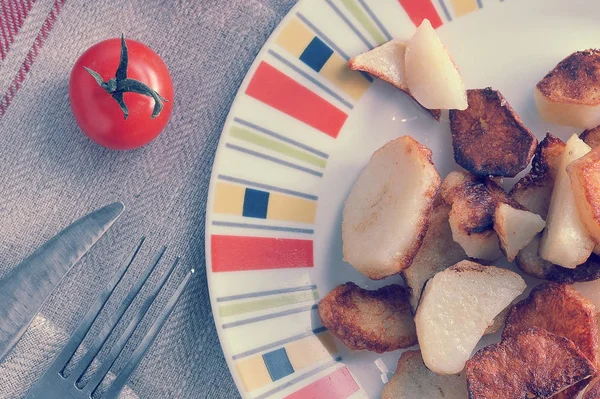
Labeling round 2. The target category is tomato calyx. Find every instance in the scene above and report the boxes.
[84,35,168,119]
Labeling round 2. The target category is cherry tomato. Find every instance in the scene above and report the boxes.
[69,36,174,150]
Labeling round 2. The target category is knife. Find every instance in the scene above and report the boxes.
[0,202,124,362]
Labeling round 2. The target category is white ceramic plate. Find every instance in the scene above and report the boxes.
[205,0,600,397]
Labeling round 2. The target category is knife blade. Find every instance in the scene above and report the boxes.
[0,202,124,362]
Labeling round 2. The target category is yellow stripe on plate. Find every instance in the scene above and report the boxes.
[236,355,272,392]
[276,18,315,58]
[213,182,245,216]
[449,0,478,17]
[267,193,317,224]
[286,332,337,370]
[320,54,370,101]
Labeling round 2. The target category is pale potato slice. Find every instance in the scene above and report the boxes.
[568,147,600,244]
[466,328,596,399]
[349,40,408,92]
[509,133,566,218]
[382,350,468,399]
[540,134,595,269]
[494,202,546,262]
[414,260,526,375]
[401,199,467,311]
[348,40,440,120]
[441,170,514,261]
[342,136,441,280]
[450,88,537,177]
[405,19,467,110]
[535,50,600,129]
[318,282,416,353]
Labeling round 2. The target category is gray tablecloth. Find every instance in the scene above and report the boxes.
[0,0,296,397]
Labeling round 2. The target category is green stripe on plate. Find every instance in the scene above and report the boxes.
[219,289,319,318]
[230,126,327,168]
[340,0,386,45]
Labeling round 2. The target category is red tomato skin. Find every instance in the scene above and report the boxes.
[69,38,174,150]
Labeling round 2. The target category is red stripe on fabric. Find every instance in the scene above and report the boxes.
[0,0,65,118]
[284,367,359,399]
[397,0,443,28]
[0,0,35,61]
[211,235,314,272]
[245,61,347,139]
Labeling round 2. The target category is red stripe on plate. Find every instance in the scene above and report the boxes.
[245,61,347,139]
[284,366,359,399]
[0,0,66,118]
[211,235,314,272]
[397,0,443,28]
[0,0,35,61]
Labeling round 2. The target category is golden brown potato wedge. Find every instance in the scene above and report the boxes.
[517,235,600,282]
[441,170,517,260]
[535,50,600,129]
[494,202,546,262]
[503,283,599,367]
[568,147,600,244]
[466,327,596,399]
[540,134,594,269]
[318,282,416,353]
[502,283,597,399]
[401,199,467,311]
[582,126,600,149]
[450,88,537,177]
[342,136,441,280]
[509,133,566,218]
[348,40,440,120]
[382,350,468,399]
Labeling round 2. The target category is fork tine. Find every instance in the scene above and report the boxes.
[69,245,167,383]
[44,237,145,376]
[84,257,181,396]
[102,269,193,399]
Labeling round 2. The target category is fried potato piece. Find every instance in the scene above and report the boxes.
[540,134,594,269]
[535,50,600,129]
[401,199,467,311]
[342,136,441,280]
[349,40,409,92]
[415,261,525,375]
[405,19,467,110]
[441,170,517,260]
[494,202,546,262]
[517,235,600,282]
[503,283,599,367]
[568,147,600,243]
[583,376,600,399]
[582,126,600,149]
[382,350,468,399]
[349,40,440,120]
[318,282,416,353]
[450,88,537,177]
[467,327,596,399]
[509,133,566,218]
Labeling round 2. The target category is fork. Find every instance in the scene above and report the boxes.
[26,237,194,399]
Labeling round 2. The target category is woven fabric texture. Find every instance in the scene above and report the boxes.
[0,0,296,397]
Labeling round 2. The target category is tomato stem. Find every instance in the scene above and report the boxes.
[84,35,168,120]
